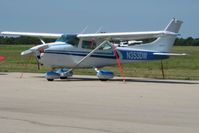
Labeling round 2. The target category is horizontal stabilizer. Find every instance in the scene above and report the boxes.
[153,52,187,56]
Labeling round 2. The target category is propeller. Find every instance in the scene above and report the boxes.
[21,49,33,56]
[21,39,48,70]
[40,39,45,45]
[35,39,46,70]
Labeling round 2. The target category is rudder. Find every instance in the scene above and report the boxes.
[131,18,183,52]
[164,18,183,33]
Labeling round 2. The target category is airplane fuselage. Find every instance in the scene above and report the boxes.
[39,42,168,69]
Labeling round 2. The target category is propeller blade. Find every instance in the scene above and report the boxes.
[21,49,33,56]
[40,39,45,45]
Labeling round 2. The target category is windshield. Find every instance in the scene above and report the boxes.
[56,34,79,46]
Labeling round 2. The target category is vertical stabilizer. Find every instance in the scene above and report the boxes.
[164,18,183,33]
[131,18,183,52]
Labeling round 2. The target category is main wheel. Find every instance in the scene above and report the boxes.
[60,76,68,79]
[47,78,54,81]
[99,79,108,81]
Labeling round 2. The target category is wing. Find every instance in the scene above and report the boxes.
[1,31,62,38]
[77,31,177,41]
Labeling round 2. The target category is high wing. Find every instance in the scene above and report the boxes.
[1,31,177,41]
[77,31,177,41]
[1,18,178,41]
[1,31,62,38]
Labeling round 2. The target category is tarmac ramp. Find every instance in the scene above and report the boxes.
[0,72,199,133]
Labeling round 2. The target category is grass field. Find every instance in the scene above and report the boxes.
[0,45,199,80]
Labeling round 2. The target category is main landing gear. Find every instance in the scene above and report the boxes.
[95,68,114,81]
[45,68,114,81]
[45,69,73,81]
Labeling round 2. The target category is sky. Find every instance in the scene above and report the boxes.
[0,0,198,38]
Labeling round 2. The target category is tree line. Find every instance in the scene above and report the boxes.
[0,36,199,46]
[0,36,55,45]
[175,37,199,46]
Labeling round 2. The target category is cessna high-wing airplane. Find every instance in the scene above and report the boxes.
[1,18,185,81]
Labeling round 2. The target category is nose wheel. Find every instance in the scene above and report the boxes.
[47,78,54,81]
[45,69,73,81]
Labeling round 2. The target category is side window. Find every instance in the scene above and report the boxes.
[99,43,112,50]
[82,40,96,49]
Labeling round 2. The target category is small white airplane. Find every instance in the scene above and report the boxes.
[1,18,186,81]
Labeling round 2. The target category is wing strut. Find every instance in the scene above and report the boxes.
[65,40,109,73]
[74,40,126,82]
[75,40,108,67]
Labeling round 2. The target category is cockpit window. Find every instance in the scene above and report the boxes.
[56,34,79,47]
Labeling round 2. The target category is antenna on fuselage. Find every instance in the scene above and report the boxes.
[80,26,88,34]
[95,26,103,33]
